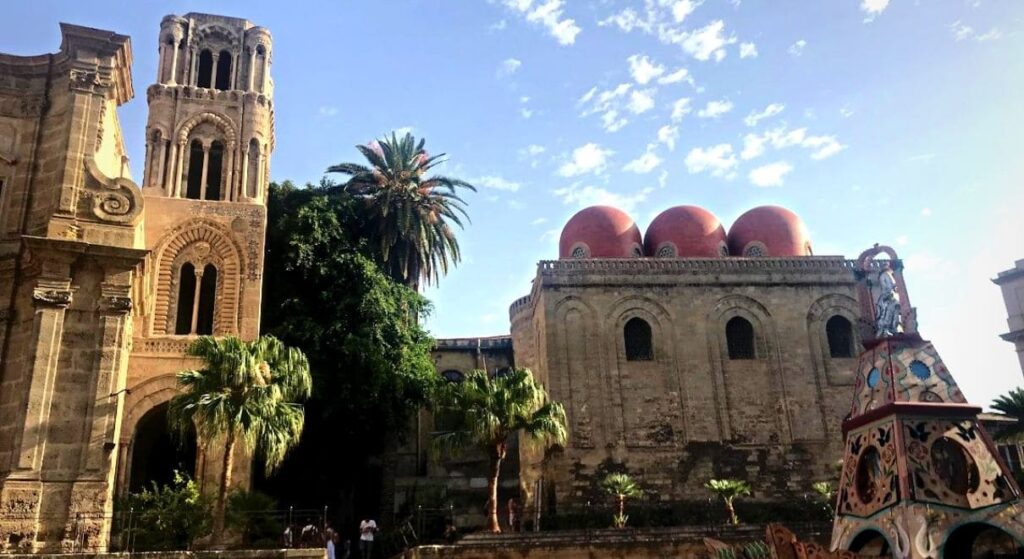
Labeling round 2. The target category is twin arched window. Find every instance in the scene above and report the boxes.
[196,49,233,90]
[174,263,218,335]
[726,316,756,360]
[624,317,653,361]
[185,140,225,200]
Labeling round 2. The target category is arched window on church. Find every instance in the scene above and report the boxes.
[174,263,197,335]
[196,49,214,88]
[254,45,267,93]
[185,140,203,199]
[173,263,217,335]
[826,315,855,358]
[196,264,217,335]
[206,141,224,201]
[726,316,756,360]
[624,317,653,361]
[215,50,232,90]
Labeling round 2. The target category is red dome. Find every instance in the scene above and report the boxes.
[727,205,813,257]
[559,206,643,259]
[644,205,728,257]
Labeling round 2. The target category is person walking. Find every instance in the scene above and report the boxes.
[324,521,338,559]
[358,518,377,559]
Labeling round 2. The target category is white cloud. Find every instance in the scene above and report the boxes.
[502,0,582,45]
[684,144,737,178]
[697,99,733,118]
[658,170,669,188]
[476,175,522,192]
[896,234,909,246]
[739,42,758,58]
[558,143,613,177]
[627,89,656,114]
[741,133,767,160]
[657,67,692,85]
[679,20,737,61]
[744,103,784,126]
[579,82,636,131]
[976,28,1002,41]
[860,0,889,22]
[554,183,653,212]
[657,124,679,151]
[840,105,855,118]
[951,21,1002,42]
[788,39,807,57]
[318,106,339,117]
[393,126,415,137]
[748,161,793,187]
[490,19,508,32]
[498,57,522,77]
[921,207,932,217]
[530,217,547,226]
[742,125,845,160]
[520,107,534,119]
[671,97,692,121]
[668,0,699,23]
[523,144,546,156]
[622,145,663,174]
[627,54,665,84]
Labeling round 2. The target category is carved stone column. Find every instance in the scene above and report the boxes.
[199,141,210,200]
[224,142,235,201]
[168,37,181,85]
[209,52,219,89]
[247,47,256,91]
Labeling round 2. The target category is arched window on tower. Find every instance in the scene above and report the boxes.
[162,37,176,83]
[215,50,232,90]
[206,141,224,200]
[624,317,653,361]
[174,263,197,335]
[726,316,756,360]
[185,140,203,199]
[196,49,214,88]
[196,264,217,335]
[826,315,855,358]
[254,45,267,93]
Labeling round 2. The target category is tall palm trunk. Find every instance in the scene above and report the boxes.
[487,442,507,533]
[725,497,738,526]
[212,432,236,543]
[617,494,625,519]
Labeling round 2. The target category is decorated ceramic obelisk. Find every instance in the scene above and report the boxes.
[831,245,1024,558]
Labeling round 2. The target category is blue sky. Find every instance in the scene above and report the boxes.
[3,0,1023,407]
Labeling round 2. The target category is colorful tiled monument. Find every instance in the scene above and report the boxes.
[831,246,1024,557]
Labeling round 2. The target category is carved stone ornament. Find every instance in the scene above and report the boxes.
[100,295,133,314]
[32,287,73,307]
[81,157,143,225]
[68,68,111,93]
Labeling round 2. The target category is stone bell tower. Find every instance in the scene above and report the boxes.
[831,246,1024,558]
[114,11,274,525]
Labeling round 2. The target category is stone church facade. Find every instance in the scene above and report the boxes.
[0,13,273,552]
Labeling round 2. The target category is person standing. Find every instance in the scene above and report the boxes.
[324,521,338,559]
[359,518,377,559]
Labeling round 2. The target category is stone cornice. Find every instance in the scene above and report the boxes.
[510,257,893,321]
[435,336,513,351]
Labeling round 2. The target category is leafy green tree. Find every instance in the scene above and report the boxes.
[327,132,476,290]
[120,472,211,551]
[433,368,567,533]
[705,479,752,526]
[258,180,438,518]
[169,335,311,544]
[225,490,279,547]
[993,388,1024,442]
[601,473,643,528]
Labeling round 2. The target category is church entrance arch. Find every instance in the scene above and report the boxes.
[127,402,197,493]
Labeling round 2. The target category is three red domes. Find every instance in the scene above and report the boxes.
[558,204,813,258]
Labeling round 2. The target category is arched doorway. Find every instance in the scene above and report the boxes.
[945,523,1023,558]
[848,529,891,556]
[128,402,197,493]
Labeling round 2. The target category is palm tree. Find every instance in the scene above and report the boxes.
[433,368,567,533]
[705,479,751,526]
[993,388,1024,442]
[327,131,476,290]
[168,335,311,544]
[601,473,643,528]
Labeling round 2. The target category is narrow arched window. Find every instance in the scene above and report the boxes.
[247,138,260,198]
[196,264,217,335]
[215,50,232,90]
[726,316,755,360]
[196,49,213,88]
[254,45,267,93]
[206,141,224,200]
[826,315,855,358]
[624,317,653,361]
[185,140,203,199]
[174,263,196,335]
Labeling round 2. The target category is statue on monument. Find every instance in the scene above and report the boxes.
[874,263,902,337]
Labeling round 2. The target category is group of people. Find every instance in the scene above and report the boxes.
[283,518,378,559]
